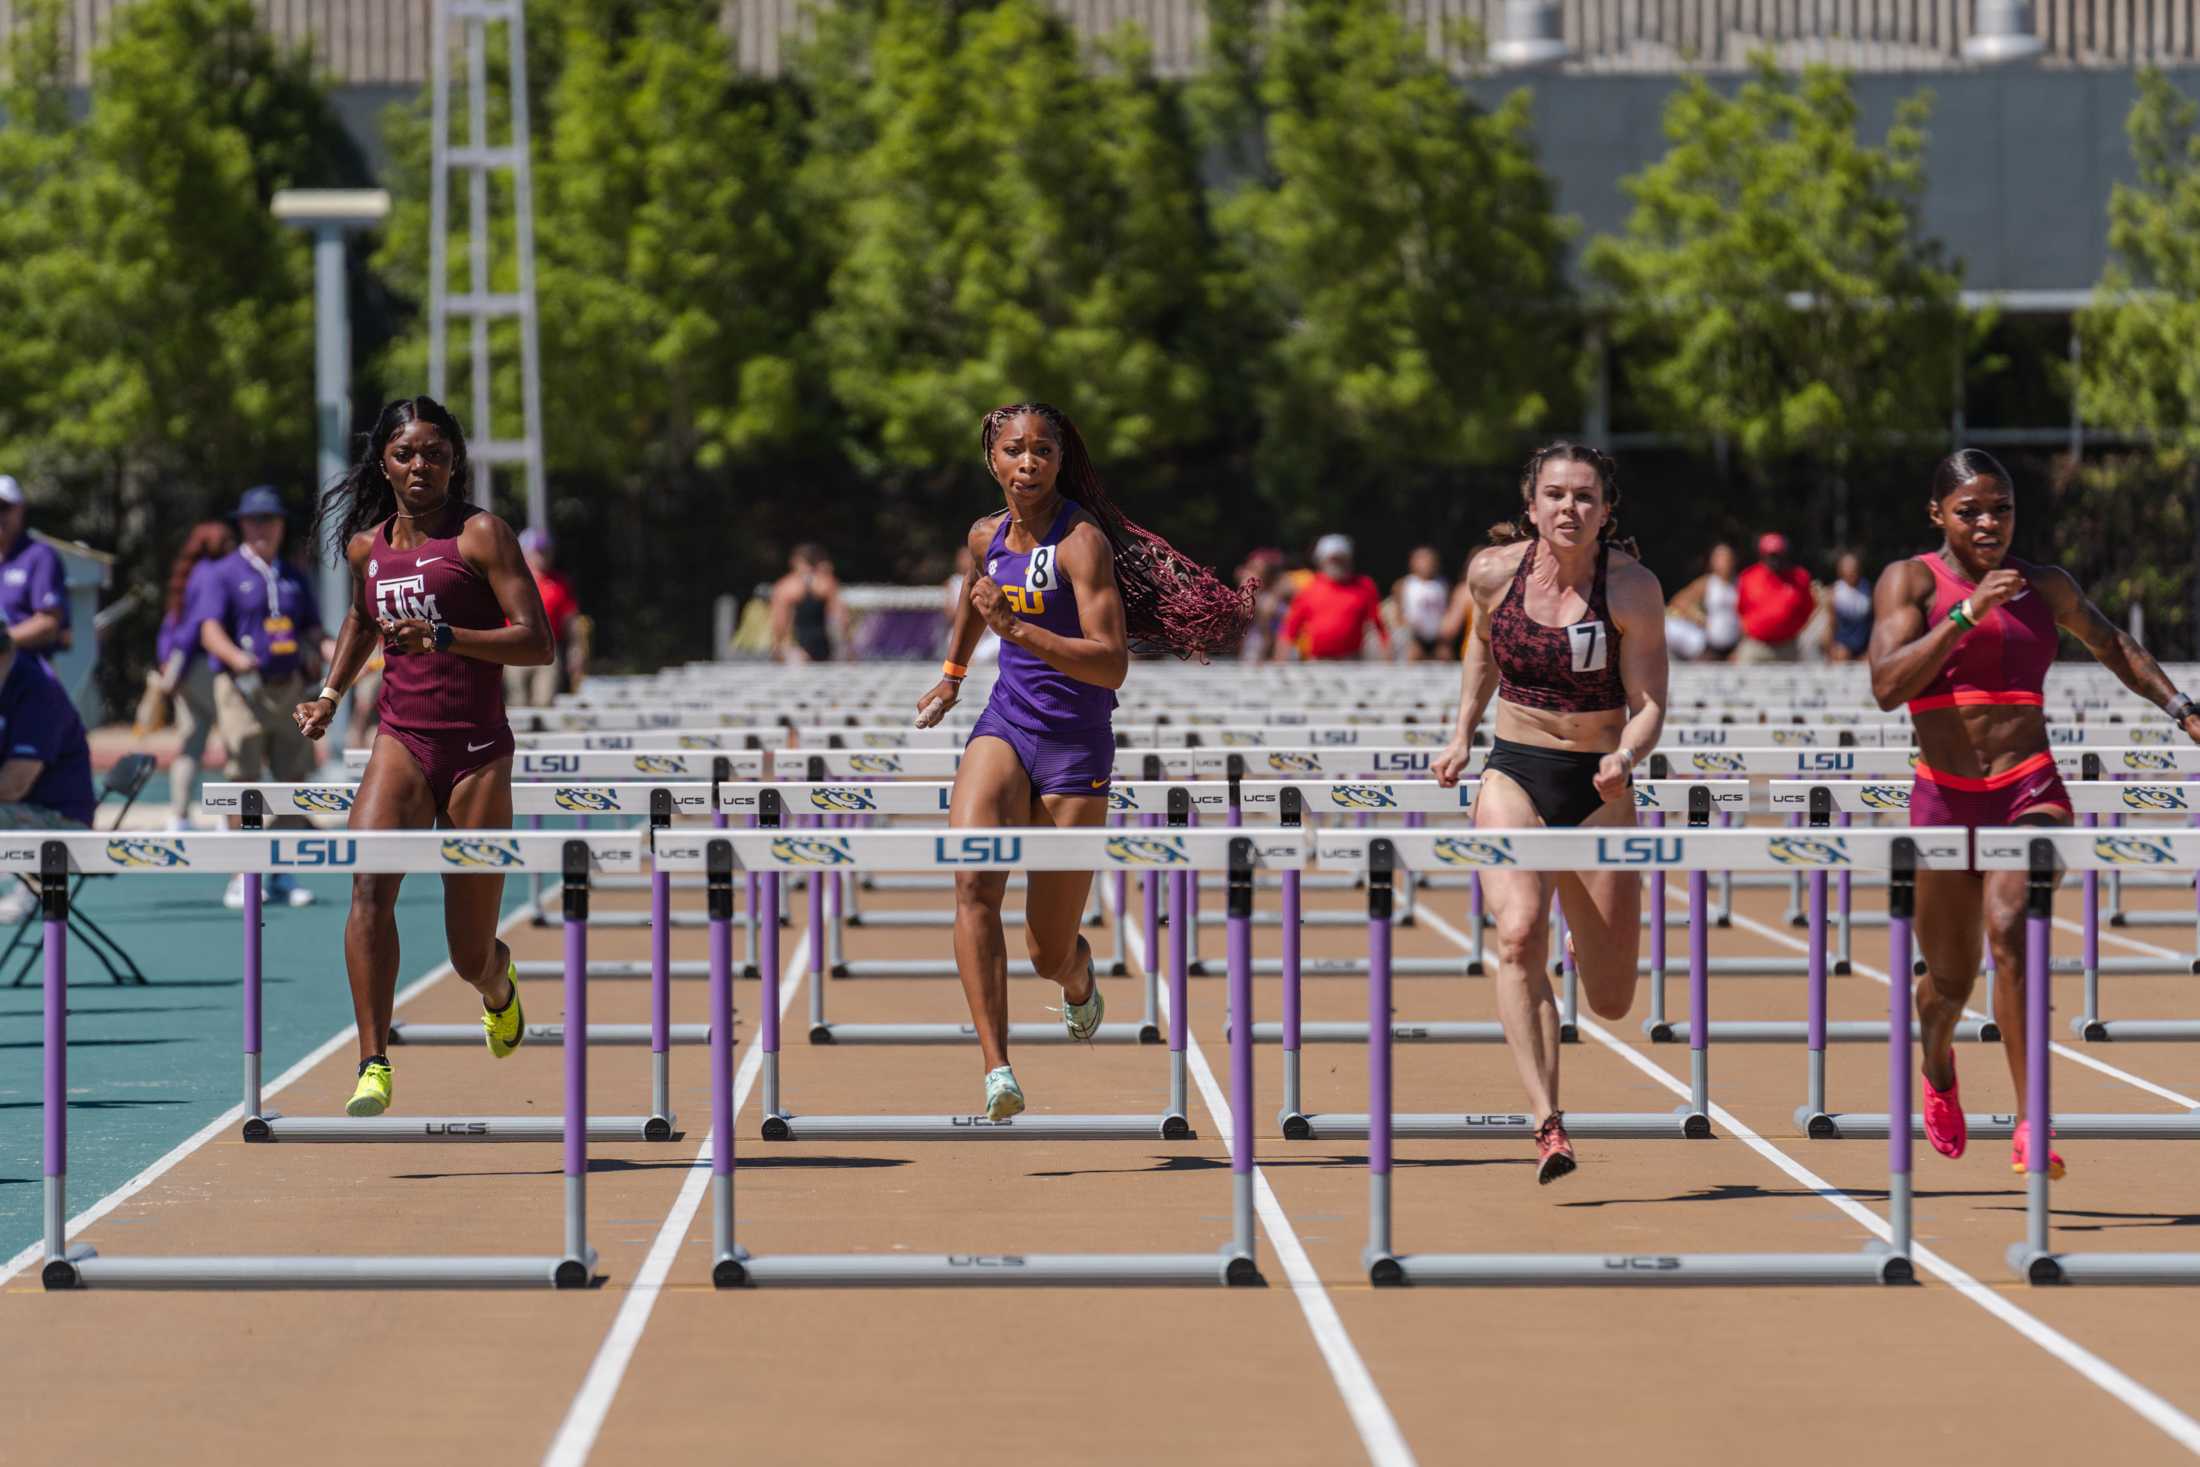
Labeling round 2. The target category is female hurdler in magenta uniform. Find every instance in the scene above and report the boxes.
[1869,449,2200,1179]
[916,403,1251,1121]
[295,398,555,1118]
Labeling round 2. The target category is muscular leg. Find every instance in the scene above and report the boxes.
[345,736,437,1062]
[949,737,1030,1073]
[1027,793,1108,1004]
[1555,793,1643,1023]
[442,757,517,1008]
[1475,771,1562,1121]
[1983,811,2070,1119]
[1913,869,1984,1091]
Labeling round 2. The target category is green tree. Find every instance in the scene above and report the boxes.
[1205,0,1573,535]
[1586,62,1964,538]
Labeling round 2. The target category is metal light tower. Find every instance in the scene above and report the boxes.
[426,0,548,536]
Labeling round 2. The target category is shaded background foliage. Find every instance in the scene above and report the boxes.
[4,0,2198,717]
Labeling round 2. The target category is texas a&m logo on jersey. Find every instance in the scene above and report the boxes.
[375,573,443,625]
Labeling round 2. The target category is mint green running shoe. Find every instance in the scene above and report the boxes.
[1060,955,1104,1043]
[983,1065,1025,1122]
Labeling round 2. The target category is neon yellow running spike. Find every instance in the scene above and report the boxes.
[483,961,525,1059]
[347,1060,392,1117]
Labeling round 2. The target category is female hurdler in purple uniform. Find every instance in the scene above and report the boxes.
[917,404,1252,1120]
[295,398,555,1119]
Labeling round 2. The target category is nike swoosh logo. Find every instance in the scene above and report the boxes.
[468,740,496,753]
[1090,779,1108,788]
[417,557,445,566]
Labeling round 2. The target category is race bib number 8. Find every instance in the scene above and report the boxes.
[1568,621,1608,674]
[1027,545,1057,592]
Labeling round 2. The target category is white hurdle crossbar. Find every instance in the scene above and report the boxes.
[32,829,642,1289]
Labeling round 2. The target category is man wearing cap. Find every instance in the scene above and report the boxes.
[190,486,322,908]
[1279,534,1390,661]
[504,528,585,708]
[0,476,71,666]
[1735,531,1822,664]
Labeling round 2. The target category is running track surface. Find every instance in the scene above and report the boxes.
[5,843,2200,1465]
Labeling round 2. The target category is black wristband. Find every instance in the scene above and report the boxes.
[2167,693,2195,724]
[432,622,455,654]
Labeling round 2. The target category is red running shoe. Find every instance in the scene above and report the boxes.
[1535,1111,1576,1186]
[2011,1120,2066,1181]
[1922,1057,1966,1160]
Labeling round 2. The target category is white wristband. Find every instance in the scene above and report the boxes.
[317,685,343,705]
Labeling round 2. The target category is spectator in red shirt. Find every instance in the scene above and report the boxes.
[1279,534,1389,660]
[505,529,587,706]
[1735,531,1821,663]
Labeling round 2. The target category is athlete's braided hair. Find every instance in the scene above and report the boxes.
[980,403,1253,658]
[1488,440,1638,557]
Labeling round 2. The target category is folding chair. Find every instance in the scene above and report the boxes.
[5,753,157,987]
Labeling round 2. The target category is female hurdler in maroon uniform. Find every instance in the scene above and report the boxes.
[295,398,554,1117]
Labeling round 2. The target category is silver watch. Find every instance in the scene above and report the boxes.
[2167,693,2196,724]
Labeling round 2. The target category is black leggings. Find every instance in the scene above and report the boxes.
[1483,738,1623,828]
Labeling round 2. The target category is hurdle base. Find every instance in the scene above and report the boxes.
[1809,1110,2200,1140]
[2007,1246,2200,1285]
[1368,1245,1909,1286]
[1247,1021,1504,1044]
[759,1112,1193,1141]
[53,1249,599,1289]
[242,1114,675,1142]
[516,960,715,980]
[2071,1018,2200,1041]
[1280,1110,1312,1140]
[389,1022,711,1046]
[808,1021,1159,1045]
[721,1249,1255,1286]
[1654,1018,1995,1045]
[1289,1109,1709,1141]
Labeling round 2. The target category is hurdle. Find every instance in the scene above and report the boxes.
[1343,828,1952,1285]
[653,828,1266,1286]
[34,829,636,1288]
[1991,829,2200,1284]
[722,796,1302,1142]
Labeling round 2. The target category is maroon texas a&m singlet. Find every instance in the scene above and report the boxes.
[365,507,510,736]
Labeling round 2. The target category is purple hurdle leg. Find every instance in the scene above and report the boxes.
[651,864,672,1122]
[1226,868,1256,1274]
[1468,873,1485,973]
[2080,812,2102,1037]
[761,872,783,1124]
[2024,898,2053,1258]
[1804,869,1829,1119]
[244,868,264,1115]
[42,898,67,1275]
[1168,868,1190,1122]
[1280,867,1304,1126]
[1836,811,1854,970]
[1686,868,1709,1122]
[708,844,742,1284]
[562,895,591,1280]
[1365,850,1399,1282]
[1647,811,1668,1035]
[1888,885,1914,1264]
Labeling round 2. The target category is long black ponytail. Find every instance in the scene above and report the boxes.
[311,397,473,564]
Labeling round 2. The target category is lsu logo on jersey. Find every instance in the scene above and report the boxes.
[1767,836,1850,867]
[849,754,903,776]
[2095,835,2174,865]
[290,786,356,815]
[1689,752,1744,773]
[1431,836,1517,867]
[809,787,878,814]
[1858,784,1909,811]
[1104,835,1189,866]
[1267,753,1321,774]
[441,838,523,869]
[770,836,855,867]
[373,572,442,626]
[631,756,687,776]
[2122,750,2176,772]
[554,788,620,814]
[106,838,188,869]
[1328,784,1397,811]
[2121,785,2189,812]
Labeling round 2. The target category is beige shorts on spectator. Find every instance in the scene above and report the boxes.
[214,671,315,783]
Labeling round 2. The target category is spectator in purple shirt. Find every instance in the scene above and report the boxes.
[190,486,322,908]
[0,626,95,830]
[136,521,237,828]
[0,475,71,666]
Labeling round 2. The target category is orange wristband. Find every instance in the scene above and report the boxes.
[942,661,968,680]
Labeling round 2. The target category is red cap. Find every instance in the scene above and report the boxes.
[1757,532,1789,559]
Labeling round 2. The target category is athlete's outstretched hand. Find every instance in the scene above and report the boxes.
[1593,752,1634,802]
[2181,711,2200,747]
[915,678,961,729]
[1969,568,2029,617]
[970,576,1016,637]
[293,696,335,742]
[1431,736,1471,789]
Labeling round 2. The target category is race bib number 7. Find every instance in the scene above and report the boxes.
[1568,621,1608,674]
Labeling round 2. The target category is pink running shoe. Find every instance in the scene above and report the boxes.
[2011,1120,2066,1181]
[1535,1112,1576,1186]
[1921,1058,1966,1159]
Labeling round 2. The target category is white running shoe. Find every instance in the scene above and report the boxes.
[1060,959,1104,1043]
[267,873,317,908]
[983,1066,1025,1122]
[0,881,37,924]
[222,874,246,910]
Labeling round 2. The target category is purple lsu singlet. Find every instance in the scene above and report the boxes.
[366,508,510,736]
[983,502,1117,730]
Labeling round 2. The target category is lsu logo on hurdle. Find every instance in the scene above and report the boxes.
[1767,836,1850,867]
[2094,835,2175,865]
[936,836,1023,864]
[105,839,189,869]
[1767,729,1815,746]
[2122,750,2176,772]
[1858,785,1908,811]
[771,837,856,867]
[1267,753,1321,774]
[1431,837,1517,867]
[809,787,878,814]
[1689,752,1744,773]
[271,837,356,867]
[631,756,688,776]
[676,735,722,749]
[1328,784,1398,811]
[859,732,908,749]
[442,838,524,869]
[1104,835,1189,866]
[849,754,903,775]
[1220,731,1264,746]
[290,786,355,815]
[555,788,621,814]
[1595,836,1682,865]
[2122,786,2189,812]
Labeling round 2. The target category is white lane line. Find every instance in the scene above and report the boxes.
[542,929,808,1467]
[1713,902,2200,1109]
[2,904,532,1289]
[1417,906,2200,1457]
[1121,901,1416,1467]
